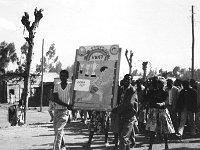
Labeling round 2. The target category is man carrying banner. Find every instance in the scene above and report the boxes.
[53,70,73,150]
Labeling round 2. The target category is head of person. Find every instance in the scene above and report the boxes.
[60,70,69,83]
[136,79,141,86]
[157,79,164,90]
[152,76,158,89]
[120,79,124,87]
[182,80,190,90]
[166,79,173,89]
[190,79,197,89]
[174,79,182,87]
[123,74,132,88]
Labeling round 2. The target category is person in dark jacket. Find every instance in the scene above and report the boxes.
[176,80,197,138]
[110,79,124,147]
[116,74,138,150]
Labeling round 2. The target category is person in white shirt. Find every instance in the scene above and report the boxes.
[53,70,73,150]
[165,79,179,133]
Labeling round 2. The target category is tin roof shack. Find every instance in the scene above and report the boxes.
[7,81,22,103]
[29,72,59,107]
[6,77,40,105]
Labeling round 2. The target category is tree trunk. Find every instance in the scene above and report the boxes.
[21,8,43,124]
[23,37,34,123]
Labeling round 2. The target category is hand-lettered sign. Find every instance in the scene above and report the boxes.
[71,45,121,111]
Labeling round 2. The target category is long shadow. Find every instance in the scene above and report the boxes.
[29,122,51,125]
[32,134,55,137]
[28,122,54,129]
[170,148,200,150]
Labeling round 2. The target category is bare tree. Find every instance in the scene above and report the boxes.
[142,61,148,81]
[125,49,133,74]
[21,8,43,123]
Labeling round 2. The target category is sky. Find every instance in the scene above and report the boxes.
[0,0,200,77]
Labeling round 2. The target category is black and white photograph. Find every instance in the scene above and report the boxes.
[0,0,200,150]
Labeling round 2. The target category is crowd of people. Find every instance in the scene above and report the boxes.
[49,69,200,150]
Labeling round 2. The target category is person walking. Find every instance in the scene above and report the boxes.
[136,79,146,133]
[110,79,124,147]
[117,74,138,150]
[176,80,197,139]
[146,78,175,150]
[53,70,73,150]
[83,111,110,148]
[165,79,179,133]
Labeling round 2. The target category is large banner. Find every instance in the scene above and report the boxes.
[72,45,121,111]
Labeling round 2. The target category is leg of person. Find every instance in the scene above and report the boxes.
[119,122,133,150]
[83,131,94,147]
[171,109,179,133]
[49,110,54,122]
[110,132,119,146]
[83,110,87,124]
[164,134,169,150]
[176,110,187,138]
[104,117,109,146]
[53,110,68,150]
[195,112,200,134]
[148,131,156,150]
[168,106,175,131]
[188,111,196,135]
[80,110,83,120]
[129,125,136,148]
[72,110,77,120]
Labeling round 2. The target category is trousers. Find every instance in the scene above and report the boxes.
[119,121,134,150]
[177,109,195,135]
[53,109,69,150]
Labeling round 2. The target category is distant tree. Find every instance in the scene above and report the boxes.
[180,68,186,75]
[172,66,180,78]
[15,42,28,74]
[167,71,173,77]
[194,69,200,82]
[161,71,168,79]
[0,41,18,71]
[0,41,18,103]
[54,61,62,73]
[159,69,163,75]
[180,68,191,81]
[36,43,59,73]
[147,69,156,78]
[65,63,74,79]
[125,49,133,74]
[142,61,148,81]
[132,69,138,76]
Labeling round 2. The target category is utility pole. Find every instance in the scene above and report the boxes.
[40,38,44,112]
[191,5,195,79]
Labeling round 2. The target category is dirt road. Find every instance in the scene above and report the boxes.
[0,104,200,150]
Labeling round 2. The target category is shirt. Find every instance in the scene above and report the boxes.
[168,89,172,105]
[53,82,71,109]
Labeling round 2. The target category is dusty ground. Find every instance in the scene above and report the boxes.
[0,103,200,150]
